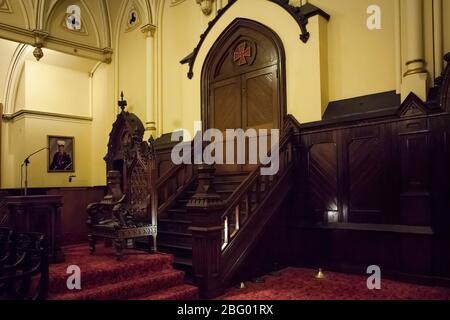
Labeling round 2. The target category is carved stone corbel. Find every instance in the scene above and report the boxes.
[32,30,49,61]
[102,47,113,64]
[196,0,213,16]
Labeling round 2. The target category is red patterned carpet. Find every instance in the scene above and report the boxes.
[48,244,198,300]
[220,267,450,300]
[49,246,450,300]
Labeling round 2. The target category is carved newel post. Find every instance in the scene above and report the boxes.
[187,164,225,299]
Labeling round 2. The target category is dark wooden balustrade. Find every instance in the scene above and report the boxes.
[0,229,49,300]
[0,192,7,227]
[187,116,299,298]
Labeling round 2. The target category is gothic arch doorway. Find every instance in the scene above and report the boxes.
[201,19,287,171]
[201,18,287,133]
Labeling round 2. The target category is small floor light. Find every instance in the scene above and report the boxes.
[315,268,326,279]
[239,282,247,289]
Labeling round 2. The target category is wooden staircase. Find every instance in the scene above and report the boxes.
[139,171,249,275]
[135,116,300,298]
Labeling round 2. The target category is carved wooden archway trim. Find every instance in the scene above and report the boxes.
[201,18,287,132]
[180,0,330,79]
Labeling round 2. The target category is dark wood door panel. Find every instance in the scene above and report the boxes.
[211,77,242,131]
[242,65,279,130]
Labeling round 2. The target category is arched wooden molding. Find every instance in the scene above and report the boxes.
[180,0,330,79]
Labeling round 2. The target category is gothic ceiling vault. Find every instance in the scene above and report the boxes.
[0,0,157,63]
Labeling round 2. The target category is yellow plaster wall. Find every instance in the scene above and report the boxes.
[118,23,147,123]
[444,0,450,56]
[18,60,91,117]
[313,0,397,101]
[0,39,18,103]
[0,119,25,188]
[160,0,398,133]
[20,116,92,188]
[0,49,113,189]
[91,63,115,187]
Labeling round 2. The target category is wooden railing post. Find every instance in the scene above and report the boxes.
[187,164,225,299]
[148,136,158,252]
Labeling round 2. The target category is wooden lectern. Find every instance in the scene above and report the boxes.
[5,195,65,263]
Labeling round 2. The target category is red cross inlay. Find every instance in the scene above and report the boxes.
[233,42,252,66]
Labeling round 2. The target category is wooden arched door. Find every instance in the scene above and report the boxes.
[202,19,286,171]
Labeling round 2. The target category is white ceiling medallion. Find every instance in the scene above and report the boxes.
[0,0,12,13]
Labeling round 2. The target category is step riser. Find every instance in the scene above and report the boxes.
[49,257,172,295]
[155,171,251,279]
[51,271,185,300]
[158,246,192,259]
[158,222,192,234]
[166,212,193,221]
[159,234,193,246]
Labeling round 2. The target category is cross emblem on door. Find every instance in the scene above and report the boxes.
[233,42,252,66]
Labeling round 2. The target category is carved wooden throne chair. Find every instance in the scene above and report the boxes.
[87,105,157,261]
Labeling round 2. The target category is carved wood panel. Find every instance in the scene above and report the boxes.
[348,136,384,223]
[211,77,242,131]
[297,113,449,228]
[399,131,431,226]
[242,66,279,130]
[307,143,338,220]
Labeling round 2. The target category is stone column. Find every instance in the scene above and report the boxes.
[433,0,443,78]
[401,0,429,101]
[141,24,157,139]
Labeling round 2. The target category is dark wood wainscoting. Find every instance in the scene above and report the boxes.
[47,187,105,245]
[291,107,450,282]
[2,187,105,245]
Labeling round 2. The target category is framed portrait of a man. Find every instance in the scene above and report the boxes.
[48,136,75,172]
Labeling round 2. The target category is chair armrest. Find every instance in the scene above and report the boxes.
[87,195,126,226]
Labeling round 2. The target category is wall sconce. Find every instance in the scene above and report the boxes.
[196,0,213,16]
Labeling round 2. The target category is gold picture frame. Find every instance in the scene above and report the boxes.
[48,136,75,173]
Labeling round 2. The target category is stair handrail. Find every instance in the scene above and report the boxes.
[151,132,202,217]
[220,116,298,250]
[222,123,294,211]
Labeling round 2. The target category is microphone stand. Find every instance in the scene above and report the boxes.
[21,147,49,196]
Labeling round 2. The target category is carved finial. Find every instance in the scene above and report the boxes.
[444,52,450,63]
[148,135,155,155]
[118,91,127,112]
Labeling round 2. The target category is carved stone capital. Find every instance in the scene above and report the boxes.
[140,24,157,38]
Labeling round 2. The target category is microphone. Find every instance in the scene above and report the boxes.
[21,147,50,196]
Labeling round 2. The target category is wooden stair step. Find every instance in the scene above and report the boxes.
[158,218,192,224]
[50,269,185,300]
[158,230,192,245]
[158,243,192,259]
